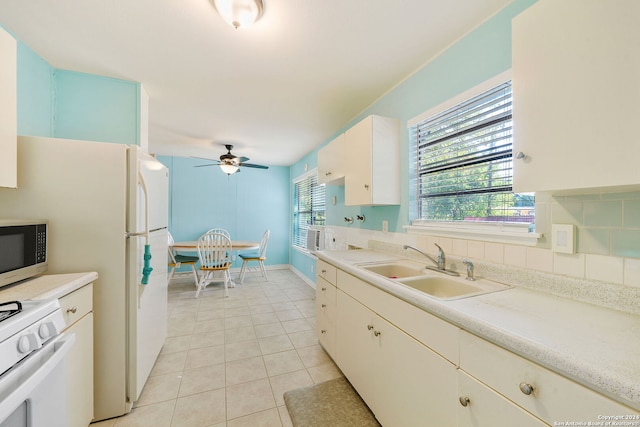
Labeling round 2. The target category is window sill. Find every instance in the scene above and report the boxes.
[292,245,317,257]
[404,221,541,246]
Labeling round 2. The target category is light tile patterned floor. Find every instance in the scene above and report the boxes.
[91,269,342,427]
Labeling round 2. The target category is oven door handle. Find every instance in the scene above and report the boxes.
[0,333,75,423]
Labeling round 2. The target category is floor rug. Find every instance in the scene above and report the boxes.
[283,377,381,427]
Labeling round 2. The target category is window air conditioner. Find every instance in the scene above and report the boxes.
[306,226,325,252]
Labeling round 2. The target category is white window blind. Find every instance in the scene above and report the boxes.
[293,172,325,248]
[413,80,534,223]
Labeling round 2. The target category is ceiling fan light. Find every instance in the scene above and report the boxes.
[219,163,239,174]
[213,0,264,29]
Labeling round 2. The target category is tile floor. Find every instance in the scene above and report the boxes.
[91,269,342,427]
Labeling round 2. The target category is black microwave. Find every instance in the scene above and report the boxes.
[0,220,48,288]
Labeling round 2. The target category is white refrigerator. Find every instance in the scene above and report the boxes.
[0,135,169,421]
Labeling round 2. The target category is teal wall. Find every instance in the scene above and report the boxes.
[290,0,537,280]
[54,70,140,145]
[158,156,291,269]
[13,34,140,145]
[16,41,54,137]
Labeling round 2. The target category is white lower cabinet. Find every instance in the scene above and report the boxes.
[459,331,639,425]
[336,287,458,427]
[458,371,547,427]
[317,259,639,426]
[60,283,94,427]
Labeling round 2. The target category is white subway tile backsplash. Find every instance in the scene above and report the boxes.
[504,244,527,267]
[484,242,504,264]
[526,247,554,273]
[467,241,485,260]
[586,254,624,284]
[623,258,640,288]
[327,224,638,312]
[451,239,468,257]
[553,253,585,278]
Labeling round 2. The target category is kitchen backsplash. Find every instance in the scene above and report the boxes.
[323,191,640,314]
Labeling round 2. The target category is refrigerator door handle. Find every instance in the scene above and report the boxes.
[132,170,153,285]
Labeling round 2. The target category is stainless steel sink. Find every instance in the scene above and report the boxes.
[397,275,511,300]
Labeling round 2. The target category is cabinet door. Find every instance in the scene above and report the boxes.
[0,27,17,189]
[336,290,378,408]
[458,371,546,427]
[372,309,458,427]
[512,0,640,194]
[65,312,94,427]
[336,290,458,427]
[344,117,372,205]
[317,134,345,185]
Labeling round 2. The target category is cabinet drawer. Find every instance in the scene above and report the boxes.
[458,371,547,427]
[59,284,93,328]
[317,260,337,284]
[316,277,336,324]
[460,331,639,424]
[338,270,459,364]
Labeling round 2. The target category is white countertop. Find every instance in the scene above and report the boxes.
[0,272,98,301]
[317,249,640,411]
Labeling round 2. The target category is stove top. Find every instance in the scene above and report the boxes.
[0,301,22,323]
[0,299,61,344]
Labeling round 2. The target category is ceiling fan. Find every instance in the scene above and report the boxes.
[194,144,269,175]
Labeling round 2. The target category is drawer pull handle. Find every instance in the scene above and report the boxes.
[321,304,326,308]
[458,396,470,407]
[367,324,374,331]
[374,330,381,337]
[67,306,78,314]
[519,382,534,395]
[321,329,326,334]
[321,269,327,274]
[321,287,326,291]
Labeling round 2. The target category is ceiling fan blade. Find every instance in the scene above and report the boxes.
[240,163,269,169]
[194,163,220,168]
[238,156,250,162]
[191,156,219,162]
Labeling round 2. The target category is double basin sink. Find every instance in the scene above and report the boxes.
[358,260,511,300]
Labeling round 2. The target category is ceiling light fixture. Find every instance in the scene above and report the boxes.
[219,162,239,175]
[212,0,264,29]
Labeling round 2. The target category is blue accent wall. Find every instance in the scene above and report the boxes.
[158,156,291,269]
[53,70,140,145]
[289,0,537,278]
[16,41,54,137]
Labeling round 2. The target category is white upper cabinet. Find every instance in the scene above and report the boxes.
[512,0,640,194]
[344,115,400,206]
[0,27,17,188]
[317,133,345,185]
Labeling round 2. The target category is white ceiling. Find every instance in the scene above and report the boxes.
[0,0,513,167]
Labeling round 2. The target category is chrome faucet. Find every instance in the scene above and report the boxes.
[462,260,476,281]
[403,244,459,276]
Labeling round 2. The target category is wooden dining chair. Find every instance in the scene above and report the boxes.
[238,229,270,284]
[196,230,233,298]
[167,231,199,287]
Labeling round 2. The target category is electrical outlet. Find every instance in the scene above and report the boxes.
[382,220,389,232]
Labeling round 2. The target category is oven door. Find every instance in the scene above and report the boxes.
[0,332,75,427]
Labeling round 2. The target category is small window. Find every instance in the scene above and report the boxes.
[411,80,534,224]
[293,171,325,249]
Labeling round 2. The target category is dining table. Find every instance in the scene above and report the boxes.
[171,240,260,289]
[171,240,260,251]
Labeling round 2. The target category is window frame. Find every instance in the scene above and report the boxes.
[292,169,326,251]
[406,70,539,245]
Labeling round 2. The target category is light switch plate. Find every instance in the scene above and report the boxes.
[552,224,575,254]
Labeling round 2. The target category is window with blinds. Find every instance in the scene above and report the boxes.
[413,80,534,223]
[293,172,326,248]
